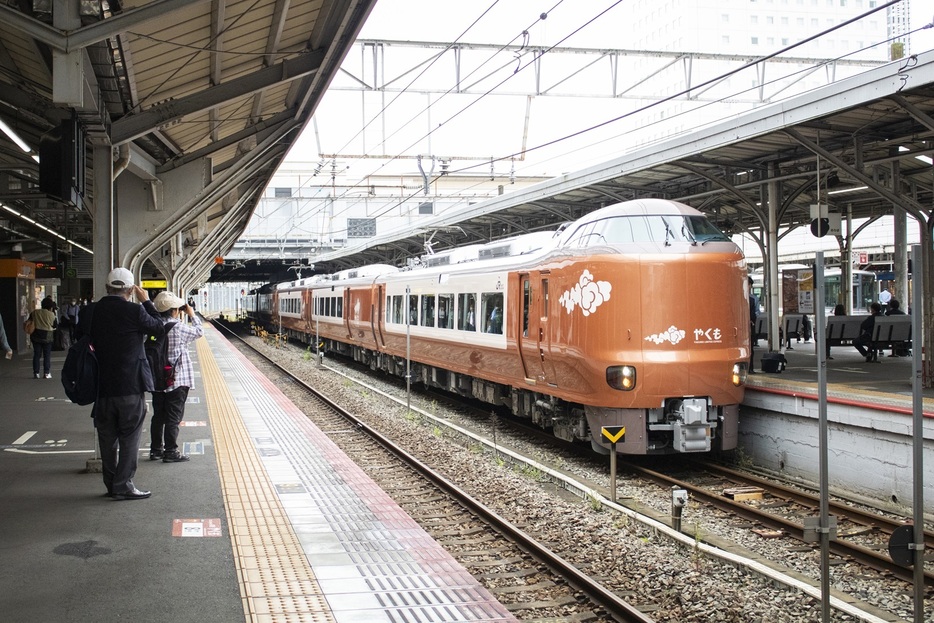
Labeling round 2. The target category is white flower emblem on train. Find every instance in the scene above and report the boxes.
[558,270,612,316]
[645,326,686,345]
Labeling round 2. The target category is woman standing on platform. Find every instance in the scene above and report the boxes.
[26,298,56,378]
[149,291,204,463]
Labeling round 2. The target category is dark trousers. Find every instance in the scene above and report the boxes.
[31,340,51,375]
[93,394,147,495]
[151,386,190,454]
[855,334,875,360]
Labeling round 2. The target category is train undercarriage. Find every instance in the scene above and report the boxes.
[304,333,736,456]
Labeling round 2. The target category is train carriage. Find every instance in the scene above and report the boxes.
[245,199,749,455]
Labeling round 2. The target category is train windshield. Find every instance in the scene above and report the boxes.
[566,214,731,246]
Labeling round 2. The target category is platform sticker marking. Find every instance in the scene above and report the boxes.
[179,421,207,427]
[181,441,205,456]
[172,518,222,537]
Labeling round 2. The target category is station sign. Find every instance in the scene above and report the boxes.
[141,279,167,289]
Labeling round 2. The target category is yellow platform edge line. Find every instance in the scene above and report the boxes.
[196,337,336,623]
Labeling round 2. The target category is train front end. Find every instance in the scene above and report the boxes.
[550,199,749,455]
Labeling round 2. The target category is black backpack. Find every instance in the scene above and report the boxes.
[61,335,99,405]
[145,322,177,391]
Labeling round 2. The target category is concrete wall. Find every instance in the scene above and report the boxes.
[739,390,933,515]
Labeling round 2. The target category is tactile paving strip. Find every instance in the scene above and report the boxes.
[200,327,517,622]
[198,336,335,623]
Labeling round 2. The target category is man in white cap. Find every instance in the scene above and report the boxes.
[78,267,165,500]
[149,291,203,463]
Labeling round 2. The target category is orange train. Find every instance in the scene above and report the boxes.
[244,199,751,455]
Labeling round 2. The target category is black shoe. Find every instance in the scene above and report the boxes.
[162,451,190,463]
[113,488,151,500]
[748,369,757,374]
[149,450,163,461]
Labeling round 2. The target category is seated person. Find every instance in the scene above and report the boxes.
[854,303,882,362]
[826,304,845,359]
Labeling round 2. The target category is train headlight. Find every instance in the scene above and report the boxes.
[606,365,637,391]
[732,362,748,386]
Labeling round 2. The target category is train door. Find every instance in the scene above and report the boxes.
[517,273,556,386]
[343,289,352,338]
[373,284,386,348]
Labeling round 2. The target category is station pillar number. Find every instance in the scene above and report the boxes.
[601,426,625,503]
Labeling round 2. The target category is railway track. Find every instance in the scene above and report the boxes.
[220,320,933,621]
[628,461,934,587]
[216,321,654,623]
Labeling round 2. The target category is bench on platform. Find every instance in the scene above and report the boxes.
[754,316,768,342]
[868,316,911,361]
[782,315,803,349]
[826,316,863,348]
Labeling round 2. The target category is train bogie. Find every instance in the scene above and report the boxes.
[244,199,749,456]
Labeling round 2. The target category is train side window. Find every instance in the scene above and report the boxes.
[542,279,549,318]
[457,293,477,331]
[390,295,403,324]
[522,279,531,337]
[408,295,419,325]
[336,296,343,318]
[438,294,454,329]
[481,292,504,335]
[421,294,435,327]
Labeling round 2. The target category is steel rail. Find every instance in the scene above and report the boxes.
[214,321,656,623]
[629,463,934,587]
[696,461,934,549]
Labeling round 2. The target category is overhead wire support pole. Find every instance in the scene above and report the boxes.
[910,244,925,623]
[405,285,411,413]
[814,254,831,622]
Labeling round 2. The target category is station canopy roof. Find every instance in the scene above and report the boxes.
[0,0,377,285]
[2,2,933,287]
[305,51,934,277]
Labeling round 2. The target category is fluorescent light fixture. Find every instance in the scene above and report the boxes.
[0,202,93,254]
[898,145,910,152]
[827,185,868,195]
[915,155,933,165]
[0,118,31,153]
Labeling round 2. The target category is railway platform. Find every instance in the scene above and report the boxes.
[746,341,933,514]
[0,323,515,623]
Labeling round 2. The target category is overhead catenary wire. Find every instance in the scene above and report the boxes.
[243,0,914,252]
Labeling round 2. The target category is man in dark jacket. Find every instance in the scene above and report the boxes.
[748,276,759,374]
[854,302,882,363]
[79,268,165,500]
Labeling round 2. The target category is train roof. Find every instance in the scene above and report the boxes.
[574,199,701,223]
[415,231,558,269]
[276,263,399,289]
